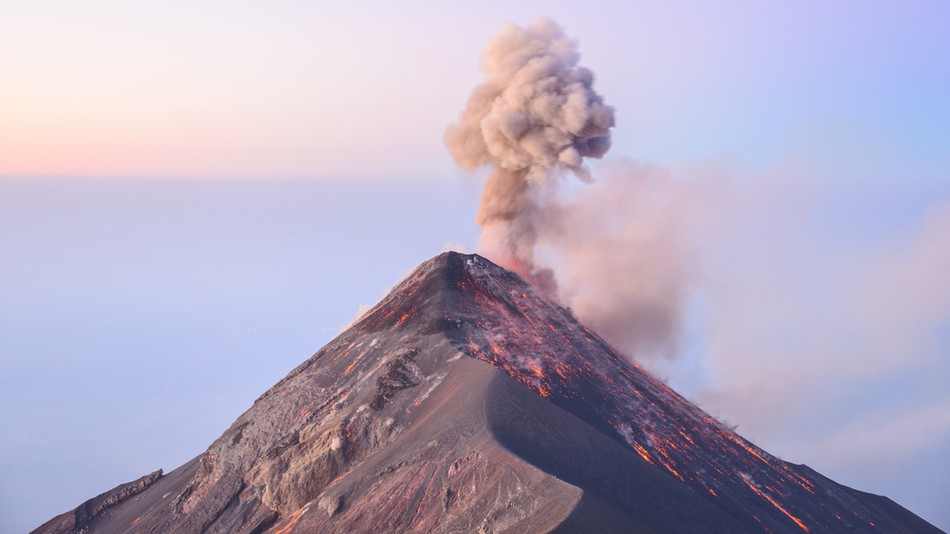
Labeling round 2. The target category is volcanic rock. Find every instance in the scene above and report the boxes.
[32,252,943,533]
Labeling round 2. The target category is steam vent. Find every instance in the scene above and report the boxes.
[35,252,942,533]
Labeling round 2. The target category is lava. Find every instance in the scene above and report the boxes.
[270,503,310,534]
[33,252,938,534]
[741,476,810,532]
[447,256,862,532]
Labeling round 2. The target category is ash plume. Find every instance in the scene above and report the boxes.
[541,160,707,362]
[444,18,688,361]
[445,17,614,282]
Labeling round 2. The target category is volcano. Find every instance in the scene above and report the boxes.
[35,252,941,533]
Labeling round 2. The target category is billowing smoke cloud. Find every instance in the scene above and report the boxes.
[445,17,614,284]
[446,24,950,525]
[445,17,949,527]
[445,18,690,360]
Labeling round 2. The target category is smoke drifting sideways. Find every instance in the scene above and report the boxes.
[542,160,708,362]
[444,18,690,361]
[445,17,614,291]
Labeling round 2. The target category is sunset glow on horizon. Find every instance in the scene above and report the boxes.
[2,1,485,178]
[2,1,949,532]
[3,1,947,181]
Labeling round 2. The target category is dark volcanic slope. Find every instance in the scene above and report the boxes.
[35,252,941,534]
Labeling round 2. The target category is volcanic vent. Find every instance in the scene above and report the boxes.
[35,252,942,534]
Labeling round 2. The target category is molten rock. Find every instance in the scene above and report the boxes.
[33,252,941,533]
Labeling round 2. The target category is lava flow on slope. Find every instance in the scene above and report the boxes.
[34,252,942,534]
[355,252,941,534]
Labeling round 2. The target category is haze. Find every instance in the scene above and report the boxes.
[1,1,948,532]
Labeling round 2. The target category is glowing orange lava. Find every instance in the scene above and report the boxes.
[271,504,309,534]
[742,478,810,532]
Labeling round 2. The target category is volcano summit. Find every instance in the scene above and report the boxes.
[35,252,941,533]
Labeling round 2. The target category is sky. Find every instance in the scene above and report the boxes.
[2,1,949,532]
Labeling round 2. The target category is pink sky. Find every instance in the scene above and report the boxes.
[3,1,947,181]
[1,1,948,531]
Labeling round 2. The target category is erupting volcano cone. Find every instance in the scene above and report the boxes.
[35,252,941,533]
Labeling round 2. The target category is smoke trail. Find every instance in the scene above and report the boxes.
[541,160,706,361]
[445,17,614,283]
[446,18,691,362]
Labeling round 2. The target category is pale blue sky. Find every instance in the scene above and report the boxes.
[1,1,949,531]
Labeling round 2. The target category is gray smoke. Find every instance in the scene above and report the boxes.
[445,17,614,282]
[541,160,708,362]
[446,18,690,363]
